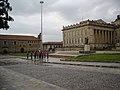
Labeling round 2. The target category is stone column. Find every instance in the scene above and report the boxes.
[108,31,109,44]
[102,30,104,43]
[66,32,68,45]
[94,29,96,43]
[98,30,101,44]
[109,31,111,44]
[105,31,107,44]
[111,31,113,44]
[96,30,98,43]
[63,32,65,46]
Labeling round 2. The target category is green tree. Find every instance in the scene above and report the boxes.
[0,0,14,30]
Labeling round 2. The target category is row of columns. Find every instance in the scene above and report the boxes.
[94,29,114,44]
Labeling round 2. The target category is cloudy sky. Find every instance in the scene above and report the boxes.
[0,0,120,42]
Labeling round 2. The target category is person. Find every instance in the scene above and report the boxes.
[46,51,49,62]
[36,51,39,59]
[30,51,33,60]
[41,51,44,60]
[34,51,37,62]
[39,50,42,62]
[27,51,29,59]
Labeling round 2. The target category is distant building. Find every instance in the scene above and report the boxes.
[43,42,63,51]
[62,15,120,50]
[0,34,42,53]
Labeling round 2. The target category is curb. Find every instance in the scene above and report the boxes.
[46,62,120,69]
[60,59,120,63]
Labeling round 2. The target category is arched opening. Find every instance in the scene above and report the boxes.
[21,48,24,53]
[3,50,8,54]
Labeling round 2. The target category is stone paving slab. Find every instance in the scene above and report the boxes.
[0,66,67,90]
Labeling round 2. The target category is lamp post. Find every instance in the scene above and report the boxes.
[40,1,44,50]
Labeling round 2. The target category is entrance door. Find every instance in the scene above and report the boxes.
[3,50,8,54]
[21,48,24,53]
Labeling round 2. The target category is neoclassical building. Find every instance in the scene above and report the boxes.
[62,15,120,50]
[0,34,42,53]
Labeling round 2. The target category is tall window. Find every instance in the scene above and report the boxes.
[14,41,16,45]
[3,41,7,45]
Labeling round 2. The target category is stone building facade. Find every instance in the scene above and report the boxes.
[0,34,42,53]
[62,15,120,50]
[43,42,63,51]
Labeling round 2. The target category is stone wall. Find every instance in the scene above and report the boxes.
[0,40,41,53]
[62,16,120,50]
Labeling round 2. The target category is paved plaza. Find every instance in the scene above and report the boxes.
[0,55,120,90]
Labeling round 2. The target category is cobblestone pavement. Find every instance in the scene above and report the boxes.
[0,55,120,90]
[0,66,66,90]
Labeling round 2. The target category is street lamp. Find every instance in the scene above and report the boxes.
[40,1,44,50]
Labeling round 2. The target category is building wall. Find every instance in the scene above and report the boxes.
[43,43,63,51]
[114,15,120,47]
[62,16,120,50]
[89,26,114,49]
[0,39,41,53]
[63,26,89,48]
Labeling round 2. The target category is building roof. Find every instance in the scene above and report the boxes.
[43,42,63,45]
[0,34,40,40]
[62,19,115,31]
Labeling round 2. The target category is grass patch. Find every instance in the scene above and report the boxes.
[10,53,27,57]
[66,54,120,62]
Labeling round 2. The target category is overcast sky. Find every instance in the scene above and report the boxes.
[0,0,120,42]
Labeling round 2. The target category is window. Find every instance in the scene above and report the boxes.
[14,41,16,45]
[29,44,31,46]
[3,41,7,45]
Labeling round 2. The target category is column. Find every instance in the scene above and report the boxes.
[63,32,65,46]
[108,31,110,44]
[98,30,101,44]
[94,29,96,43]
[105,31,107,44]
[102,30,104,43]
[111,31,113,44]
[96,30,98,43]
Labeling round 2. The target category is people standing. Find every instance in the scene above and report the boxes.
[27,51,29,59]
[39,50,42,62]
[30,51,33,60]
[46,51,49,62]
[34,51,37,62]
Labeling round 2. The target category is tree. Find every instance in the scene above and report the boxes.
[0,0,14,30]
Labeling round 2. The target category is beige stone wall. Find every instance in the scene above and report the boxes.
[115,27,120,46]
[0,39,41,53]
[55,47,83,51]
[89,26,114,49]
[62,16,120,50]
[63,26,90,47]
[63,25,115,50]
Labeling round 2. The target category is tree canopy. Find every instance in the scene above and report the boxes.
[0,0,14,30]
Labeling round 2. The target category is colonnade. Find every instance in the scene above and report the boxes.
[94,29,114,44]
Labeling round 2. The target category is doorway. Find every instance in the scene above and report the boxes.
[3,50,8,54]
[20,48,24,53]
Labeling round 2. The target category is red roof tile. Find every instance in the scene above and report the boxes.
[43,42,63,45]
[0,35,40,40]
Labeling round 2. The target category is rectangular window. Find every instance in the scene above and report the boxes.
[14,41,16,45]
[3,41,7,45]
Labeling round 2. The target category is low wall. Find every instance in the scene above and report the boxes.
[55,47,83,51]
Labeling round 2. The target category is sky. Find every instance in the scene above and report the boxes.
[0,0,120,42]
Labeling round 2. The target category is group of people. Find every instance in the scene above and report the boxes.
[27,50,49,63]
